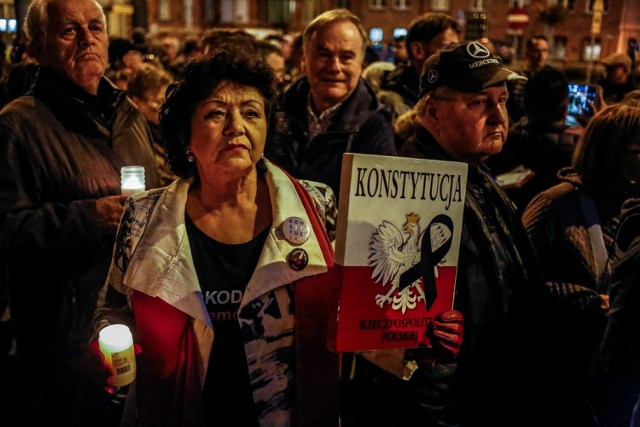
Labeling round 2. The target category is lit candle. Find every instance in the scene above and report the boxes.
[98,324,137,387]
[120,166,145,196]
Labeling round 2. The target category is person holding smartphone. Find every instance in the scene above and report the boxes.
[487,66,580,212]
[568,84,598,118]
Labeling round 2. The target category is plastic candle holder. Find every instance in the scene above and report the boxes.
[98,324,137,387]
[120,166,145,196]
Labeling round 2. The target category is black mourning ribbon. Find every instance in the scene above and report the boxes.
[398,214,454,310]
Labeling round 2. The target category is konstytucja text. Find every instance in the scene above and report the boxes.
[353,167,463,210]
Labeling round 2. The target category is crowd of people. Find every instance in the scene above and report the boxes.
[1,0,640,426]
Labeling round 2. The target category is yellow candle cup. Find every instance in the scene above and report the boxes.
[98,324,137,387]
[120,166,145,196]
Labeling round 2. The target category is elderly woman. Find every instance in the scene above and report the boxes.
[91,50,340,426]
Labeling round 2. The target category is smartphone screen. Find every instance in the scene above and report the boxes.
[568,84,597,116]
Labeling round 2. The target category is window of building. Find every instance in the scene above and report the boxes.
[220,0,249,23]
[0,0,16,34]
[394,0,410,10]
[553,36,568,59]
[549,0,575,10]
[0,19,15,32]
[158,0,171,21]
[301,1,324,23]
[583,37,601,61]
[431,0,450,11]
[369,0,386,10]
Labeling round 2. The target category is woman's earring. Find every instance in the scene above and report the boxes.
[186,148,195,163]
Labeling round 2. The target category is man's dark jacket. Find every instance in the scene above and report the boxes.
[486,118,578,212]
[589,197,640,427]
[379,61,420,108]
[0,67,160,426]
[266,77,396,200]
[343,125,549,427]
[597,75,640,103]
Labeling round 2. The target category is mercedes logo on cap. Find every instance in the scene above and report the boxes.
[466,42,490,59]
[427,69,438,83]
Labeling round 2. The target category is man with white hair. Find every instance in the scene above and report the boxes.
[265,8,396,202]
[0,0,159,425]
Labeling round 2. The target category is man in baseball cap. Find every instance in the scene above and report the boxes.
[400,40,525,164]
[597,51,639,103]
[375,40,547,425]
[418,40,526,99]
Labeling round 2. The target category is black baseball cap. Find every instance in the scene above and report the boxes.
[419,41,526,98]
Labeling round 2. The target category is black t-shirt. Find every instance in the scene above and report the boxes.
[186,214,269,426]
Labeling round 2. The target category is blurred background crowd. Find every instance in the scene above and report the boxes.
[2,1,640,426]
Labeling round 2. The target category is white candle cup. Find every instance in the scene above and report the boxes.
[98,324,137,387]
[120,166,145,196]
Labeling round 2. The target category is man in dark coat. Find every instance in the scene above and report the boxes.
[597,52,640,104]
[264,8,396,202]
[343,41,550,427]
[0,1,160,425]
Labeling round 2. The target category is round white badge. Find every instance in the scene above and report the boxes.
[282,216,310,244]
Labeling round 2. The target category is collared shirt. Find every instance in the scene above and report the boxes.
[306,94,343,139]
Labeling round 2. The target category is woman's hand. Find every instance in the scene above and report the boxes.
[87,339,142,394]
[87,340,116,394]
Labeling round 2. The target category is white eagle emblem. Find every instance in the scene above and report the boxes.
[368,213,451,314]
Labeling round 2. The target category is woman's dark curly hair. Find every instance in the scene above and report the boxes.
[159,48,279,178]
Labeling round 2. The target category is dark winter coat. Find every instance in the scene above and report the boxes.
[266,77,396,201]
[589,197,640,427]
[343,125,548,427]
[596,75,640,104]
[522,167,617,425]
[487,118,579,213]
[0,66,160,426]
[378,61,420,116]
